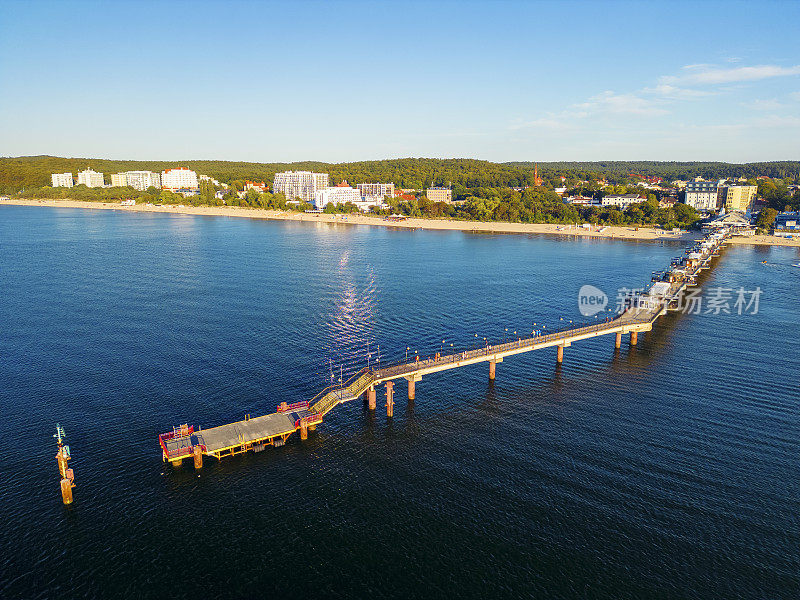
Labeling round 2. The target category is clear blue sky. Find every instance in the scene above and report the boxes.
[1,0,798,163]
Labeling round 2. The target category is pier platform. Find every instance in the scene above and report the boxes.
[160,402,320,463]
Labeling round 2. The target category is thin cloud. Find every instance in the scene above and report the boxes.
[576,91,668,116]
[512,90,665,131]
[511,117,575,131]
[643,84,716,99]
[755,115,800,128]
[742,99,786,111]
[682,63,715,71]
[662,64,800,85]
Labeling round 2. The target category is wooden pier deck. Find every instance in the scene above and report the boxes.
[159,229,733,467]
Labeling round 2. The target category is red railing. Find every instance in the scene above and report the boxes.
[277,400,309,413]
[296,413,323,428]
[158,425,196,459]
[159,425,194,441]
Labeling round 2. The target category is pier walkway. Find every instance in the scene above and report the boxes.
[159,228,733,467]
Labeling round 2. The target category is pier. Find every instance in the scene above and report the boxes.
[159,229,733,467]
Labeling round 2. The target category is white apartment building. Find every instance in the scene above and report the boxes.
[314,185,362,209]
[199,174,226,188]
[77,168,104,188]
[357,182,395,199]
[110,173,127,187]
[273,171,329,204]
[684,180,720,212]
[426,188,452,203]
[51,173,74,188]
[161,167,198,191]
[564,196,597,206]
[601,194,645,210]
[126,171,161,191]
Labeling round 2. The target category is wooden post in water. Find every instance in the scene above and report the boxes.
[300,418,308,440]
[193,445,203,470]
[385,381,394,418]
[407,378,415,400]
[489,360,496,380]
[367,387,376,411]
[615,332,622,349]
[557,345,564,363]
[53,424,75,505]
[60,477,73,505]
[630,331,638,346]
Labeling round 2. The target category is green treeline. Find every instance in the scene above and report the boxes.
[2,155,799,193]
[21,183,300,211]
[758,179,800,212]
[385,187,700,229]
[20,184,701,229]
[6,155,799,230]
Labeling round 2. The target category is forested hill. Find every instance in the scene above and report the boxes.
[1,155,799,192]
[507,161,800,182]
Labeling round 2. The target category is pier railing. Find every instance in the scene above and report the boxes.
[310,368,376,416]
[373,309,660,381]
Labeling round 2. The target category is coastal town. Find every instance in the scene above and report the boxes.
[32,165,800,241]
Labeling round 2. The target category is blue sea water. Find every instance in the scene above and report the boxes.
[1,205,798,599]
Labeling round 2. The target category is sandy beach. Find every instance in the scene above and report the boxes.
[5,198,799,247]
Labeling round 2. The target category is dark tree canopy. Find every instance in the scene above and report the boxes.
[2,155,798,194]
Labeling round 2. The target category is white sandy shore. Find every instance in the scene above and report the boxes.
[5,198,800,247]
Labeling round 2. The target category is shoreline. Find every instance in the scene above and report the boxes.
[4,198,799,247]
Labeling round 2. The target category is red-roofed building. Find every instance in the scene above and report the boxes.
[245,180,267,192]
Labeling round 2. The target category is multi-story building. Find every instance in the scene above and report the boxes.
[601,194,645,210]
[357,183,395,200]
[161,167,198,191]
[199,174,226,188]
[684,180,720,212]
[722,185,757,213]
[774,211,799,232]
[110,173,127,187]
[77,168,104,188]
[314,184,362,209]
[51,173,74,188]
[426,187,452,203]
[564,196,597,206]
[124,171,161,191]
[272,171,329,204]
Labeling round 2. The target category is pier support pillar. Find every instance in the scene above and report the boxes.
[170,458,183,468]
[630,331,638,346]
[300,419,308,440]
[489,360,496,380]
[60,478,73,505]
[385,381,394,417]
[615,332,622,349]
[193,446,203,470]
[407,378,415,400]
[56,453,67,479]
[557,345,564,363]
[367,387,376,411]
